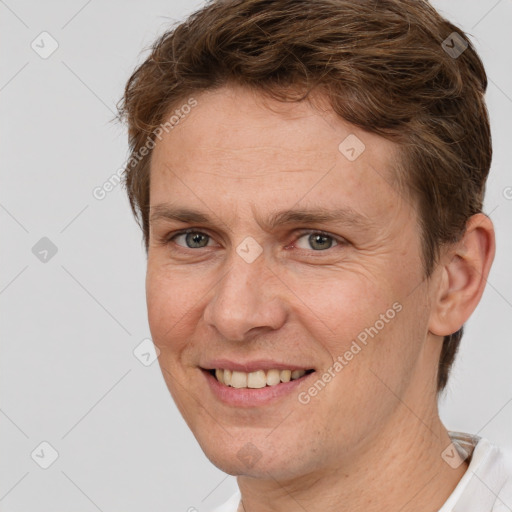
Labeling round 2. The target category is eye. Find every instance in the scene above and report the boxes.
[164,229,345,253]
[170,230,213,249]
[294,231,340,251]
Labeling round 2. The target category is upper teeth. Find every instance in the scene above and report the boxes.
[214,368,308,388]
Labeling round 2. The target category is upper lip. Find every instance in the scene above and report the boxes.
[201,359,315,373]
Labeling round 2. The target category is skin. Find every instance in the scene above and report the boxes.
[146,85,495,512]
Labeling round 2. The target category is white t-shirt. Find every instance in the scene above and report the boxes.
[211,431,512,512]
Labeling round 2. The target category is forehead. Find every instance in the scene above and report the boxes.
[153,85,397,160]
[149,85,406,223]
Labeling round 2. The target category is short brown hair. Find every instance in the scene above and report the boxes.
[118,0,491,394]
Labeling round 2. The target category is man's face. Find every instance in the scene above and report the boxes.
[147,85,436,478]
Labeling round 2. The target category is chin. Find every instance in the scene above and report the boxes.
[196,434,314,480]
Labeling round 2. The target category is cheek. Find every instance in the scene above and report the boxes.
[290,267,396,335]
[295,269,414,386]
[145,264,203,346]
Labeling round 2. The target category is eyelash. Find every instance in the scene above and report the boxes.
[163,228,346,253]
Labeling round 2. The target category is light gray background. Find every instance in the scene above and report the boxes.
[1,1,511,510]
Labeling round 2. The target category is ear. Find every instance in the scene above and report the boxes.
[429,213,496,337]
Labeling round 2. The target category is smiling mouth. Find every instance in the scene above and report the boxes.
[205,368,315,388]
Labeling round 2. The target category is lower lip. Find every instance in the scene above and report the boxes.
[201,369,316,407]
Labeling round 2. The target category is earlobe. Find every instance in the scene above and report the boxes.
[429,213,495,337]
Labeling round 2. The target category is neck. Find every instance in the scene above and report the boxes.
[236,399,467,512]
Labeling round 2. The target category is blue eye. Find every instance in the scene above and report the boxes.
[295,232,339,251]
[172,230,212,248]
[167,229,343,252]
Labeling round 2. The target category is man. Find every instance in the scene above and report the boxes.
[118,0,512,510]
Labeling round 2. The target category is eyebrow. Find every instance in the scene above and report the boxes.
[149,204,373,232]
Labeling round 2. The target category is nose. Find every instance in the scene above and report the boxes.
[202,247,288,342]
